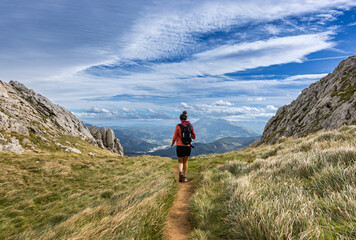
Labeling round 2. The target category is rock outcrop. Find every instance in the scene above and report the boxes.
[258,55,356,144]
[100,127,107,146]
[0,80,126,155]
[106,128,115,149]
[90,126,124,155]
[0,133,6,143]
[54,142,82,154]
[0,80,96,141]
[2,138,25,154]
[90,126,105,148]
[0,80,98,153]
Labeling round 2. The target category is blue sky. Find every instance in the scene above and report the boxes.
[1,0,356,130]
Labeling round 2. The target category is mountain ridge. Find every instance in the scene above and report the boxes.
[193,117,259,143]
[0,80,123,155]
[258,55,356,144]
[0,80,94,141]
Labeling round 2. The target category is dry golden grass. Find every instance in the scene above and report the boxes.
[190,125,356,239]
[0,137,177,239]
[2,125,355,239]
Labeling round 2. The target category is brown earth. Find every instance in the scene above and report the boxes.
[164,168,196,240]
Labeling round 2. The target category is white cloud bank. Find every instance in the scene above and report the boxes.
[1,0,355,124]
[180,101,277,120]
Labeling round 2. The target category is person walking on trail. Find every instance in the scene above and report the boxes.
[171,111,196,183]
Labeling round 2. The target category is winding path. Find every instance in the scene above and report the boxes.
[164,168,196,240]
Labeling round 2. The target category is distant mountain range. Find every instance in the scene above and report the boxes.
[103,118,260,156]
[112,129,160,154]
[110,126,172,155]
[193,117,259,143]
[146,136,260,158]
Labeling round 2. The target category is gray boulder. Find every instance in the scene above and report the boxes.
[64,147,81,154]
[90,126,105,148]
[106,128,115,150]
[114,137,124,155]
[97,140,105,149]
[100,126,107,146]
[55,142,66,148]
[89,126,124,155]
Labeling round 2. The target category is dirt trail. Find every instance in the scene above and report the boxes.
[164,168,195,240]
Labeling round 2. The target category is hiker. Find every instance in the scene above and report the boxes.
[171,110,196,183]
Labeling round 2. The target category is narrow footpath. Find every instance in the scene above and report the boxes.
[164,168,196,240]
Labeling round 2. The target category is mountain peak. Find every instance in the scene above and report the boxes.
[193,117,259,143]
[258,55,356,144]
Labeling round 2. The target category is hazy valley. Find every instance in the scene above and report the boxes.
[101,118,260,157]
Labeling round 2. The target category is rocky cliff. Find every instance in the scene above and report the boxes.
[0,80,123,155]
[259,55,356,144]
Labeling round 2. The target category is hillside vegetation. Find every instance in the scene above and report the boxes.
[0,137,177,239]
[1,124,355,239]
[190,125,356,239]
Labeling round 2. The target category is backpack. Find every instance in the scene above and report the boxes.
[179,123,192,145]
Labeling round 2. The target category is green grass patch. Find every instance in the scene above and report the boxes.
[331,82,356,103]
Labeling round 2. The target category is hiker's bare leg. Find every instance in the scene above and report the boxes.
[178,157,184,173]
[183,156,189,177]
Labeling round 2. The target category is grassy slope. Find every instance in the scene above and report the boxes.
[2,125,355,239]
[0,135,177,239]
[189,125,356,239]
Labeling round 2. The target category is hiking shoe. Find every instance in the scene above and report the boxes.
[179,172,183,182]
[182,177,188,183]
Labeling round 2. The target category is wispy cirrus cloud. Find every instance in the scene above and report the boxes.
[118,0,356,61]
[84,31,335,94]
[284,73,329,81]
[1,0,356,126]
[347,22,356,26]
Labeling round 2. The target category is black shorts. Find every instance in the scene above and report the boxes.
[176,146,191,157]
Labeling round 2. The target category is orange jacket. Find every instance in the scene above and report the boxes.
[171,121,196,147]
